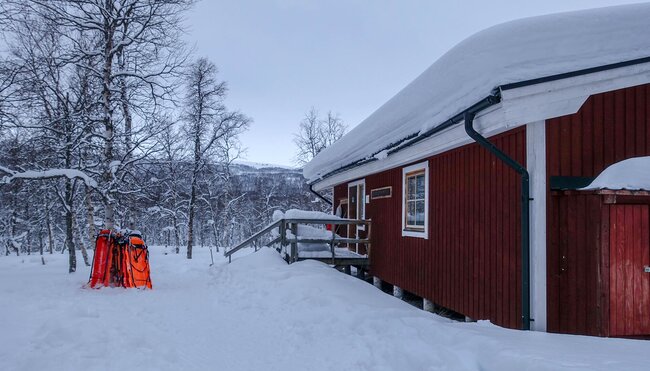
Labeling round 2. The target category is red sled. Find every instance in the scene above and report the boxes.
[88,229,152,289]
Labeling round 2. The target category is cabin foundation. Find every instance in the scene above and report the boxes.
[423,299,435,313]
[393,285,403,299]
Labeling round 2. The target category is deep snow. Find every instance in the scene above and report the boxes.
[1,247,649,371]
[304,3,650,182]
[582,156,650,191]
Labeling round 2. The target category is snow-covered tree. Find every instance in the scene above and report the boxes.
[182,58,249,259]
[6,0,192,230]
[0,1,324,272]
[0,0,193,271]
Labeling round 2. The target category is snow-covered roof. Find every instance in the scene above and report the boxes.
[304,3,650,184]
[581,157,650,191]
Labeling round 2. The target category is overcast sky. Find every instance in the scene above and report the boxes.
[185,0,642,166]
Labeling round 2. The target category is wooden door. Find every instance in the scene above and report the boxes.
[609,204,650,336]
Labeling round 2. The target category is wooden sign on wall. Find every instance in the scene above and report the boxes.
[370,186,392,199]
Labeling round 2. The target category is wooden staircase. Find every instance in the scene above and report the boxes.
[225,217,371,269]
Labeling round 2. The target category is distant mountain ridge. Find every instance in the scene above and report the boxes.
[232,160,300,174]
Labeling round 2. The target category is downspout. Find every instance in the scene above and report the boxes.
[464,110,531,331]
[310,184,333,206]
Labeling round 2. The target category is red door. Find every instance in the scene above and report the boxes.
[609,204,650,336]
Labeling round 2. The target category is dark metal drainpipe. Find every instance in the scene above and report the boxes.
[310,184,333,206]
[464,110,531,331]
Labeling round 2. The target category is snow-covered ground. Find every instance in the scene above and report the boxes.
[1,247,649,371]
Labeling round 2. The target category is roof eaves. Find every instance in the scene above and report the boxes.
[309,91,502,185]
[310,55,650,186]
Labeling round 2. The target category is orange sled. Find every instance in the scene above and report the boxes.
[88,229,152,289]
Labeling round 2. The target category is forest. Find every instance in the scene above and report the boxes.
[0,0,332,272]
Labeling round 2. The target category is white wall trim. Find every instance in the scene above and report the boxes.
[347,178,366,221]
[526,120,547,332]
[347,179,366,249]
[401,161,429,239]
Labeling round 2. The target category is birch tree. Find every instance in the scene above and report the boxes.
[157,123,188,253]
[183,58,249,259]
[293,108,346,165]
[0,0,193,271]
[7,0,192,230]
[0,11,98,271]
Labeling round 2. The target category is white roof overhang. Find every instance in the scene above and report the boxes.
[311,61,650,191]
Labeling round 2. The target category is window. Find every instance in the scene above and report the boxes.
[405,172,425,228]
[402,162,428,238]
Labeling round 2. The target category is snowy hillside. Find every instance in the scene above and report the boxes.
[1,248,648,371]
[233,160,298,171]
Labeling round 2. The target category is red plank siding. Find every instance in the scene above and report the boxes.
[546,83,650,336]
[547,84,650,179]
[609,204,650,336]
[330,82,650,335]
[333,128,525,329]
[548,192,609,336]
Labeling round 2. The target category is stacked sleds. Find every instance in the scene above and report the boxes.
[88,230,153,289]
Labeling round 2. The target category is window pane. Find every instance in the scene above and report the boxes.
[416,174,425,199]
[406,200,416,225]
[415,200,425,226]
[407,176,416,200]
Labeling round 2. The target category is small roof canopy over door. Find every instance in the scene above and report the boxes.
[580,156,650,191]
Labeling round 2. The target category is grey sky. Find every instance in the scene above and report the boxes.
[186,0,643,166]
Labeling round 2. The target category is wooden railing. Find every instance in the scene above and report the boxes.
[225,217,371,264]
[224,219,282,263]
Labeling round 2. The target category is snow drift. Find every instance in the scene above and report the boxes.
[1,248,650,370]
[581,156,650,191]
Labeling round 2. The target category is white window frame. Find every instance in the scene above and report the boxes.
[348,178,366,223]
[402,161,429,239]
[347,179,366,250]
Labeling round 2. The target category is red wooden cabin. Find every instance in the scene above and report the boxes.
[304,4,650,336]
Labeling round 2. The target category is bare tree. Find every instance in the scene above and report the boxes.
[157,122,188,253]
[293,108,346,165]
[8,0,192,230]
[0,12,98,272]
[322,111,346,148]
[0,0,193,272]
[183,58,249,259]
[0,1,322,270]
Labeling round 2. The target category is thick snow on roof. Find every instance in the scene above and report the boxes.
[304,3,650,182]
[581,157,650,191]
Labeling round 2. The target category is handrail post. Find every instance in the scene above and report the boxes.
[290,222,298,263]
[330,222,336,261]
[279,219,286,251]
[365,219,372,259]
